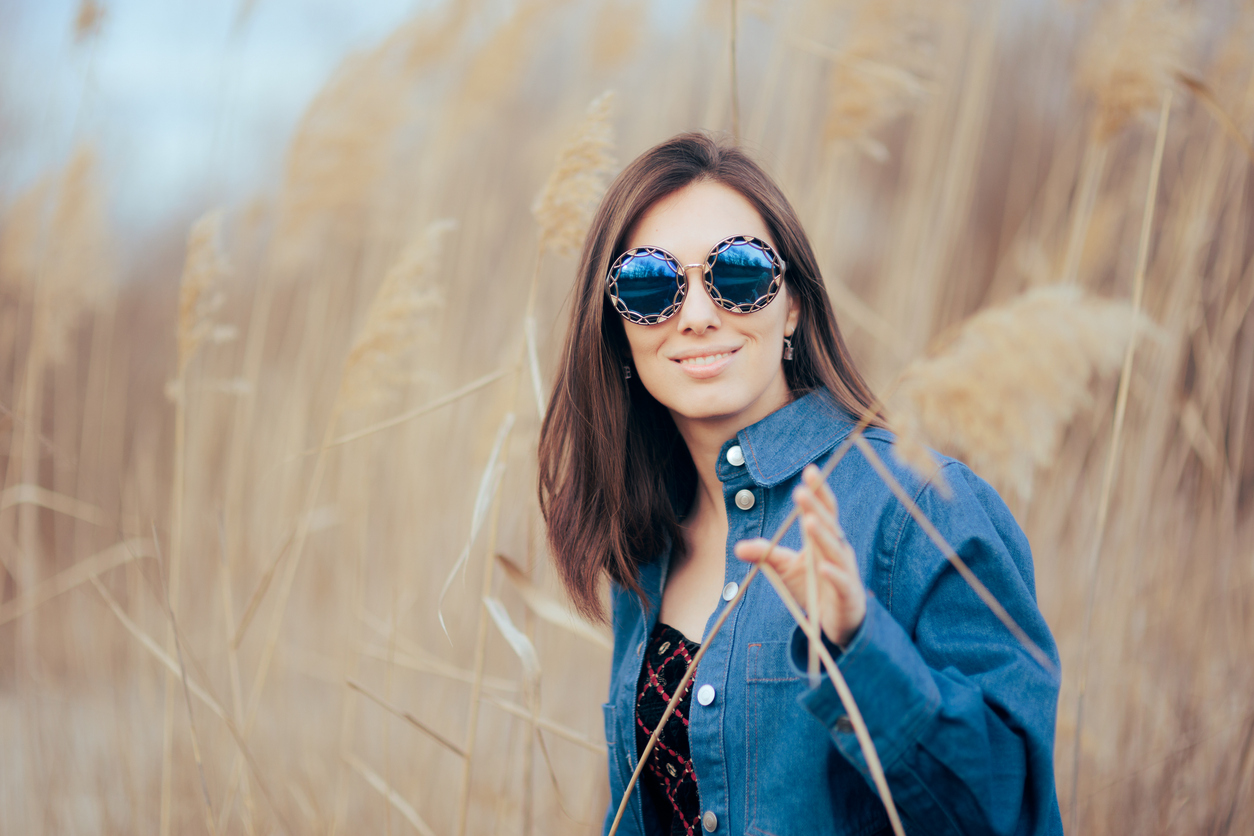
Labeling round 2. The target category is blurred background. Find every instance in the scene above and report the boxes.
[1,0,1252,833]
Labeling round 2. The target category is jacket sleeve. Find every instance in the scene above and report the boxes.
[788,461,1063,836]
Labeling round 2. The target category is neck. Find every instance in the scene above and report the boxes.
[672,412,736,525]
[670,383,793,526]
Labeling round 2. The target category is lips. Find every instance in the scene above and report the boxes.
[670,346,740,378]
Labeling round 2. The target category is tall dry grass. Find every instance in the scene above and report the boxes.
[2,0,1253,833]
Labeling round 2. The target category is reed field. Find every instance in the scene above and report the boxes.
[2,0,1253,833]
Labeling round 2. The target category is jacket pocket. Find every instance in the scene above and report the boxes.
[745,641,889,836]
[602,702,647,836]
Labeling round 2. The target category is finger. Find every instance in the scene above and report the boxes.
[734,538,800,569]
[818,560,860,595]
[802,513,849,568]
[803,464,838,516]
[811,520,857,574]
[795,490,841,548]
[792,481,833,526]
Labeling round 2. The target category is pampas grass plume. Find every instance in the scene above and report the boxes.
[1077,0,1195,141]
[532,91,617,259]
[175,210,230,378]
[42,147,113,365]
[0,175,55,296]
[821,0,946,158]
[889,285,1152,501]
[338,218,453,412]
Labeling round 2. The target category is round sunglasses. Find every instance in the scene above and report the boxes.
[606,234,786,325]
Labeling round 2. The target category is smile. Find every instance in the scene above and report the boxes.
[677,351,735,367]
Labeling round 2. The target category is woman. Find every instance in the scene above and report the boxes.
[538,133,1063,836]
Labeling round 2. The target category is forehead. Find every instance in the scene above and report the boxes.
[625,179,775,258]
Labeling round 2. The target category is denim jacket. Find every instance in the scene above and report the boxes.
[602,389,1063,836]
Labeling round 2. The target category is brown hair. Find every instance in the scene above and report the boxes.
[537,132,882,622]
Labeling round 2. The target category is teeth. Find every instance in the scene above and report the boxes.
[679,352,732,366]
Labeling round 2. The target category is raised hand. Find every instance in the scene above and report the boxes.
[733,464,867,649]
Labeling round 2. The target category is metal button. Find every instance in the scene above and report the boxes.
[702,810,718,832]
[721,581,738,602]
[835,716,854,733]
[726,445,745,467]
[697,684,715,706]
[734,489,755,510]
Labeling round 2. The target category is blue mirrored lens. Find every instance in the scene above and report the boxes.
[709,242,776,306]
[614,251,681,318]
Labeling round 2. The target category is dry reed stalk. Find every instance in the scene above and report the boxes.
[155,533,220,836]
[481,693,607,756]
[345,753,438,836]
[0,483,110,526]
[4,147,110,674]
[70,276,118,575]
[35,148,112,367]
[89,575,230,723]
[804,541,819,686]
[485,596,542,836]
[0,538,151,626]
[524,317,546,420]
[220,7,464,612]
[888,284,1150,502]
[218,217,456,826]
[456,89,620,836]
[1070,90,1173,834]
[1176,73,1254,166]
[495,553,612,650]
[214,518,256,836]
[438,412,514,636]
[161,209,230,836]
[347,679,468,757]
[1064,0,1193,286]
[327,367,508,448]
[328,469,370,836]
[358,645,518,692]
[92,551,286,836]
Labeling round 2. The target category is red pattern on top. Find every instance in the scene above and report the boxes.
[635,622,702,836]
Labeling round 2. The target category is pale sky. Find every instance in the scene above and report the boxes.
[0,0,432,231]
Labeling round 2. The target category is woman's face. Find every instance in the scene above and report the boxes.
[621,179,800,430]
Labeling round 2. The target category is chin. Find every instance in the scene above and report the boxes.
[657,379,765,423]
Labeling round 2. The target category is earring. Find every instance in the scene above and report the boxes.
[782,335,794,361]
[623,364,632,380]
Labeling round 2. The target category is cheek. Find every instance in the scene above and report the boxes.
[623,324,666,367]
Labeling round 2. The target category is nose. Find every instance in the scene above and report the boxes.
[674,264,721,335]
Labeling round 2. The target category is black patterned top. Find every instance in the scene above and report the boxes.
[635,621,702,836]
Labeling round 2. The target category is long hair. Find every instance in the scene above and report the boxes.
[537,132,882,622]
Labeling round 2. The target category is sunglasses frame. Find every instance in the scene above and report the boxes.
[606,234,786,325]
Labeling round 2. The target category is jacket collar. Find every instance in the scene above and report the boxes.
[717,388,857,488]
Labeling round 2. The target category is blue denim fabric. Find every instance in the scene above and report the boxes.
[602,389,1063,835]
